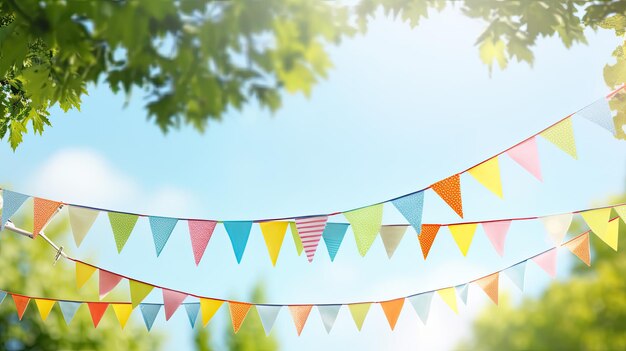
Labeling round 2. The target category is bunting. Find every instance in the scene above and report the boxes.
[130,280,154,308]
[1,190,29,230]
[348,303,371,331]
[577,98,615,135]
[482,220,511,256]
[257,305,282,335]
[616,205,625,222]
[289,222,304,256]
[506,137,542,181]
[344,205,383,257]
[35,299,55,321]
[542,213,573,245]
[229,302,252,333]
[564,232,591,266]
[33,198,61,237]
[532,248,558,277]
[108,212,139,253]
[408,292,433,324]
[223,221,253,264]
[87,302,109,327]
[380,298,404,330]
[68,206,99,247]
[449,223,478,256]
[162,288,187,320]
[200,298,223,327]
[504,261,526,291]
[76,261,97,289]
[187,220,217,266]
[475,273,499,305]
[540,118,577,159]
[289,305,313,336]
[59,301,81,325]
[437,287,458,314]
[295,216,328,262]
[184,303,200,327]
[418,224,441,259]
[149,216,178,256]
[379,226,408,259]
[11,294,30,320]
[456,284,469,305]
[112,304,133,329]
[391,191,424,234]
[318,305,341,333]
[431,174,463,218]
[581,208,612,239]
[322,223,349,261]
[596,218,619,251]
[259,221,288,266]
[468,157,503,198]
[140,304,161,331]
[99,270,123,299]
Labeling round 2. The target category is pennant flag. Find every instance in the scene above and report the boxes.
[187,220,217,266]
[1,190,29,229]
[59,301,81,325]
[564,233,591,266]
[130,280,154,308]
[540,118,577,159]
[12,295,30,320]
[380,226,408,259]
[108,212,139,253]
[35,299,55,321]
[449,223,478,256]
[162,288,187,321]
[140,304,161,331]
[289,222,304,256]
[0,291,5,304]
[257,305,282,335]
[149,216,178,256]
[112,304,133,329]
[532,248,558,277]
[408,292,433,324]
[542,213,573,245]
[419,224,441,259]
[200,298,223,326]
[475,273,499,305]
[437,287,458,314]
[504,261,527,291]
[391,191,425,233]
[87,302,109,327]
[99,270,123,299]
[322,223,349,261]
[577,98,615,135]
[76,261,97,289]
[259,221,288,266]
[506,137,542,181]
[68,206,99,247]
[348,303,371,331]
[380,298,404,330]
[229,302,252,333]
[317,305,341,333]
[223,221,253,264]
[289,305,313,336]
[295,216,328,262]
[184,303,200,328]
[596,218,619,251]
[468,157,503,198]
[581,208,612,239]
[456,284,469,305]
[33,198,62,237]
[344,204,383,257]
[482,220,511,256]
[431,174,463,218]
[615,205,626,222]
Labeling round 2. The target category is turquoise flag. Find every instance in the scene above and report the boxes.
[408,291,433,324]
[257,305,282,335]
[149,216,178,256]
[317,305,341,333]
[391,191,425,234]
[322,223,349,261]
[59,301,81,325]
[456,284,469,305]
[184,303,200,328]
[504,261,526,291]
[140,304,162,331]
[223,221,253,263]
[2,190,29,229]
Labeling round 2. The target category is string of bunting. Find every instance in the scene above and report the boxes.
[1,216,621,335]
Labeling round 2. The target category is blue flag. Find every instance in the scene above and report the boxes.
[140,304,162,331]
[456,284,469,305]
[184,303,200,328]
[2,190,29,229]
[577,99,615,135]
[149,216,178,256]
[223,221,253,264]
[391,191,424,234]
[408,291,433,324]
[504,261,526,291]
[59,301,81,325]
[322,223,349,261]
[0,291,6,304]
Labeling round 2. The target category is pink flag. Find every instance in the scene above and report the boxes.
[507,137,542,181]
[99,270,123,299]
[188,220,217,265]
[163,288,188,320]
[532,248,558,277]
[482,220,511,256]
[295,216,328,262]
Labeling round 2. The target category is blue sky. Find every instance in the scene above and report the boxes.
[1,6,625,351]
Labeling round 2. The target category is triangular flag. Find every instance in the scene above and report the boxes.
[130,280,154,308]
[564,233,591,266]
[87,302,109,327]
[184,303,200,327]
[391,191,425,233]
[289,305,313,336]
[200,298,223,326]
[408,292,433,324]
[317,305,341,333]
[456,284,469,305]
[449,223,478,256]
[59,301,81,325]
[475,273,499,305]
[1,190,29,229]
[577,98,616,135]
[99,270,123,299]
[76,261,97,289]
[33,198,62,237]
[542,213,573,245]
[295,216,328,262]
[12,295,30,320]
[615,205,626,222]
[468,157,503,198]
[581,208,612,238]
[0,291,6,304]
[108,212,139,253]
[419,224,441,259]
[507,137,542,181]
[344,204,383,257]
[68,206,99,247]
[595,218,619,251]
[112,304,133,329]
[35,299,55,321]
[187,220,217,266]
[540,118,577,159]
[532,248,558,277]
[223,221,253,264]
[431,174,463,218]
[162,288,187,321]
[259,221,288,266]
[380,226,408,259]
[482,220,511,256]
[229,302,252,333]
[322,223,349,261]
[257,305,282,335]
[289,222,304,256]
[437,287,458,314]
[348,303,371,331]
[149,216,178,256]
[504,261,526,291]
[140,304,161,331]
[380,298,404,330]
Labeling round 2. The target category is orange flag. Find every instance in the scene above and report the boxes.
[380,298,405,330]
[87,302,109,327]
[564,233,591,266]
[475,273,499,305]
[431,174,463,218]
[288,305,313,336]
[11,294,30,320]
[33,198,62,237]
[418,225,441,259]
[229,302,252,333]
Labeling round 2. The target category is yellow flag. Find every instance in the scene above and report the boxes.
[437,287,458,314]
[259,221,288,266]
[449,223,478,256]
[200,298,223,326]
[540,118,577,159]
[76,261,97,289]
[35,299,55,321]
[348,303,371,331]
[129,280,154,308]
[581,208,612,238]
[112,304,133,329]
[596,218,619,251]
[468,157,503,198]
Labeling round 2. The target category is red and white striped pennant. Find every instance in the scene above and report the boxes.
[295,216,328,262]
